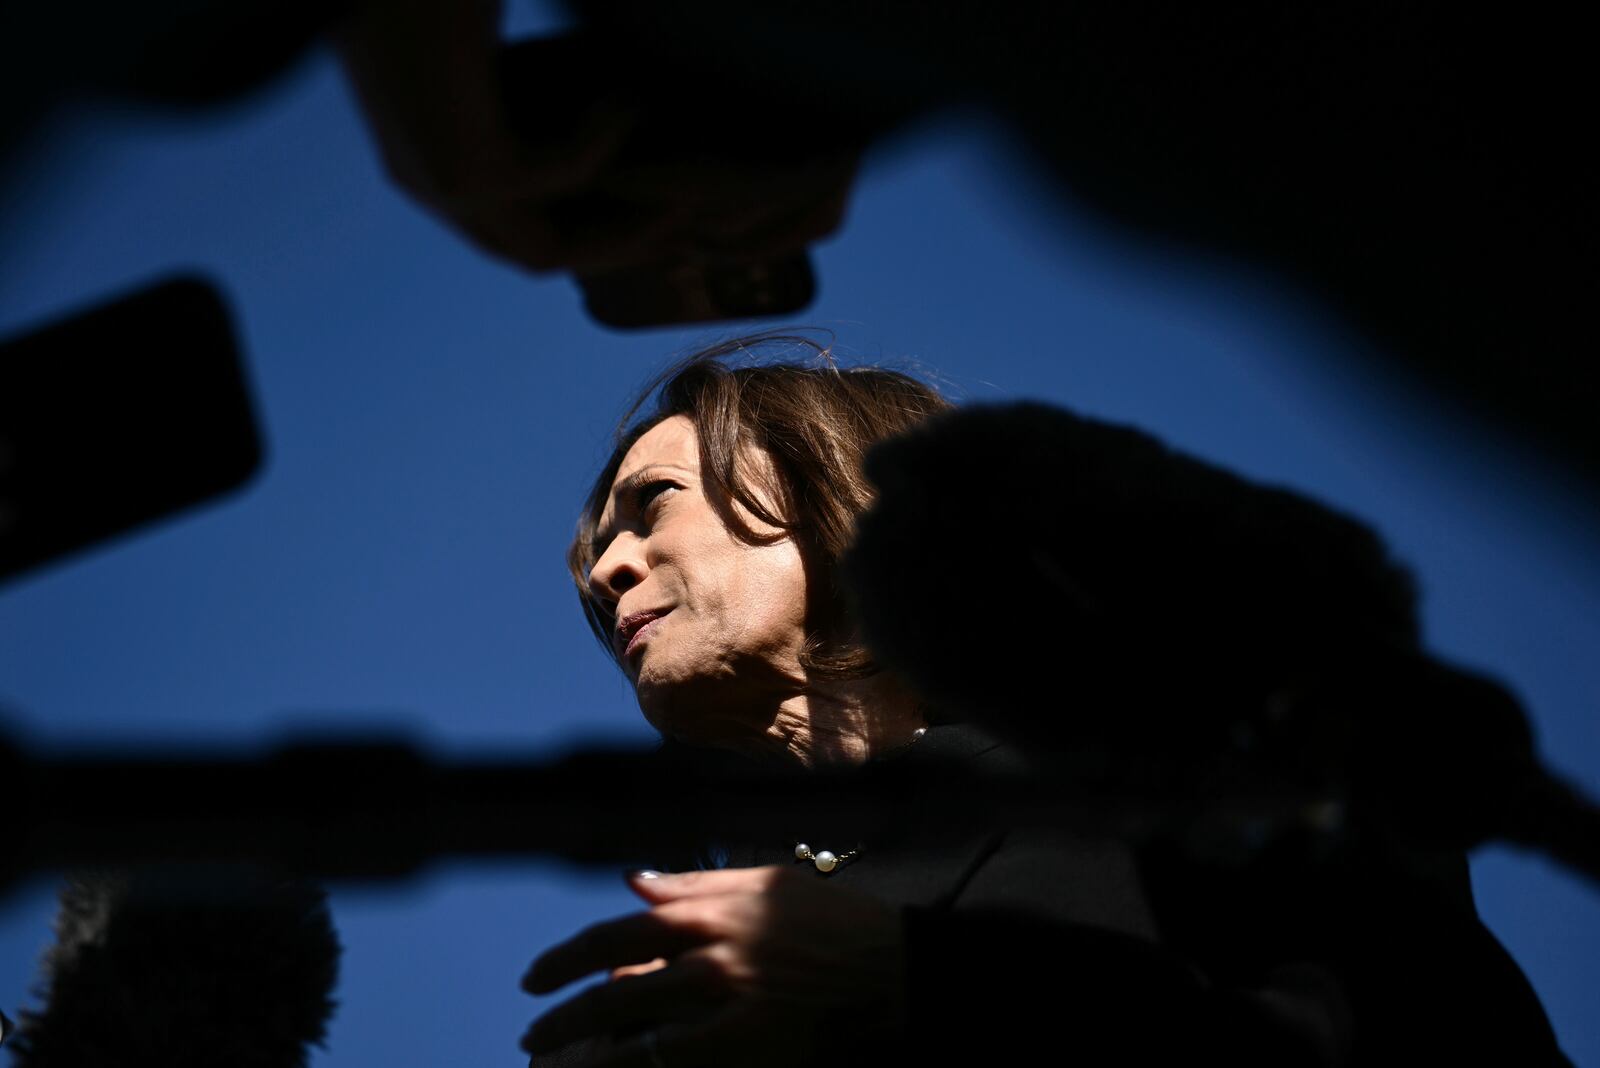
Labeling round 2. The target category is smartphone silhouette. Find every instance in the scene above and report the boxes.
[0,275,263,583]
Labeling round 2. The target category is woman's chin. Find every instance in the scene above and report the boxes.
[634,675,683,734]
[636,678,739,751]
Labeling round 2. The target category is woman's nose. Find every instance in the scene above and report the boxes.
[589,534,646,603]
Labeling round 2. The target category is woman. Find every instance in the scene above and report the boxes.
[564,338,939,770]
[517,335,1158,1065]
[521,335,1566,1066]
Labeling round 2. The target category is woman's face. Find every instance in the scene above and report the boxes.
[588,415,811,746]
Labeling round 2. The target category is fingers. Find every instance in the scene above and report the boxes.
[624,866,788,905]
[520,868,898,1066]
[524,910,699,994]
[525,887,775,994]
[611,957,669,982]
[521,957,722,1055]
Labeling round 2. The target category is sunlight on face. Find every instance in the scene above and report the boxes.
[588,415,810,748]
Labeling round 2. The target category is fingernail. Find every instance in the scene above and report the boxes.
[626,869,663,881]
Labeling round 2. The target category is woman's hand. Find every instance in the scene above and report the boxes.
[520,866,906,1066]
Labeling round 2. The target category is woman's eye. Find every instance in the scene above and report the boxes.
[637,480,678,514]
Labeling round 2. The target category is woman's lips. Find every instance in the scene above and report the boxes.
[624,616,663,659]
[616,609,670,660]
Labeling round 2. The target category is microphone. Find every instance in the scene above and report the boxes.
[847,401,1420,743]
[5,865,340,1067]
[844,401,1599,877]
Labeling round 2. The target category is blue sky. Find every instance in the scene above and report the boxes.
[2,21,1597,1066]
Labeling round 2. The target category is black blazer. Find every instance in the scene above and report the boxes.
[538,723,1568,1066]
[723,721,1158,931]
[877,726,1566,1066]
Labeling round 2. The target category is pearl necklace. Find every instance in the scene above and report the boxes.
[791,727,925,874]
[793,842,858,873]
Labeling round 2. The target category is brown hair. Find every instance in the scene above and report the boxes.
[568,332,952,678]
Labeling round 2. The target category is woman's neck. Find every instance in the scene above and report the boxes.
[760,673,927,769]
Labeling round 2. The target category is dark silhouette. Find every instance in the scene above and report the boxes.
[5,867,338,1068]
[0,276,261,585]
[3,391,1592,1061]
[3,7,1595,1062]
[848,401,1598,874]
[843,399,1582,1063]
[560,3,1599,494]
[1,4,1594,495]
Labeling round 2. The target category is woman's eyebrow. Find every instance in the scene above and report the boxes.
[590,465,688,554]
[610,465,668,508]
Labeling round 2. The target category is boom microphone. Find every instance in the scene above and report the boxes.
[6,866,340,1068]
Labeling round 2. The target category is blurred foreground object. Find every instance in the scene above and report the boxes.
[1,719,1594,893]
[4,5,1595,481]
[565,3,1599,494]
[335,23,859,326]
[846,402,1600,877]
[494,34,856,327]
[4,868,338,1068]
[0,276,262,585]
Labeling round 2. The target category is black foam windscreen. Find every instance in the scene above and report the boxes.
[7,866,340,1068]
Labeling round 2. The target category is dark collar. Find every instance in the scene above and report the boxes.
[717,721,1016,906]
